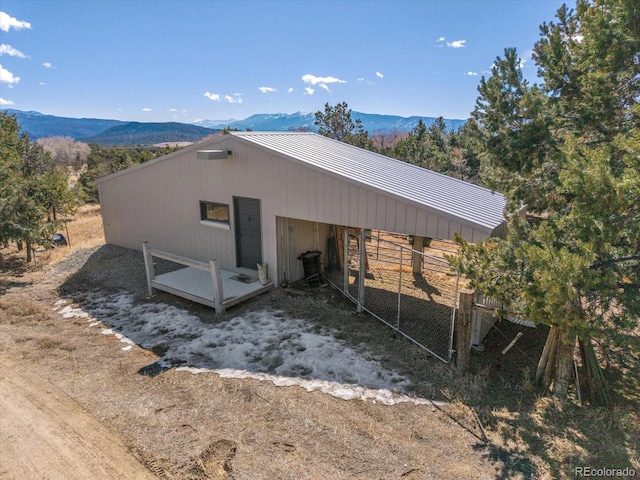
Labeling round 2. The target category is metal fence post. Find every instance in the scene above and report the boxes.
[397,245,403,330]
[358,227,366,310]
[343,227,349,296]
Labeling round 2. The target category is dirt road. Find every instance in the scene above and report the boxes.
[0,355,157,480]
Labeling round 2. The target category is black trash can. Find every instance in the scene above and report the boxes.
[298,251,322,279]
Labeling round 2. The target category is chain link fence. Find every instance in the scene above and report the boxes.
[326,228,461,363]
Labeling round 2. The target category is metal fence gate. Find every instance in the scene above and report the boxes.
[326,228,461,363]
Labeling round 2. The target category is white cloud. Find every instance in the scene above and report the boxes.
[0,12,31,32]
[301,74,345,86]
[465,71,478,76]
[204,92,220,101]
[142,108,152,112]
[39,81,46,85]
[0,64,20,84]
[42,62,53,68]
[0,44,27,58]
[0,97,14,105]
[301,74,345,94]
[376,71,383,78]
[304,87,314,95]
[287,87,294,93]
[438,36,445,42]
[447,40,466,48]
[258,86,277,93]
[169,108,177,112]
[357,77,373,85]
[220,95,242,104]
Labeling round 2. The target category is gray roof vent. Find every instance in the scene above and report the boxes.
[196,150,232,160]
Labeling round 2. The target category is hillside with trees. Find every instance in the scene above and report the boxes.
[0,114,184,265]
[79,122,217,145]
[78,144,182,202]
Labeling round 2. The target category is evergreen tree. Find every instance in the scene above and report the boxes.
[392,117,456,174]
[425,116,452,172]
[453,0,640,403]
[449,119,482,182]
[394,119,428,167]
[0,113,78,262]
[314,102,371,148]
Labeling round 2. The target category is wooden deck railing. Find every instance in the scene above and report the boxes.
[142,242,225,313]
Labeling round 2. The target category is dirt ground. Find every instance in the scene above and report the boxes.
[0,354,158,480]
[2,206,638,480]
[0,209,503,480]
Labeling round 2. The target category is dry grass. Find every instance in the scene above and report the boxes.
[41,204,105,265]
[0,204,104,269]
[1,206,639,479]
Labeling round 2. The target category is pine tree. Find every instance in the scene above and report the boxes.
[453,0,640,403]
[0,113,78,263]
[314,102,371,148]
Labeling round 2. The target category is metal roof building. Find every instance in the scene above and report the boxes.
[234,132,506,234]
[98,132,506,286]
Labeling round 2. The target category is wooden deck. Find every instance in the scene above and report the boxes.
[142,242,273,313]
[152,266,273,310]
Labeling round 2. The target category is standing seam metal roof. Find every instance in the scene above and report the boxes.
[231,131,506,231]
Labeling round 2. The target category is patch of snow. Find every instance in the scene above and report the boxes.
[177,366,433,406]
[57,290,434,405]
[58,305,89,319]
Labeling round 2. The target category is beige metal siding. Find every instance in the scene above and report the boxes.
[276,217,330,285]
[234,132,506,232]
[98,134,496,285]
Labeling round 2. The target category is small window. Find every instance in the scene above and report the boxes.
[200,201,230,225]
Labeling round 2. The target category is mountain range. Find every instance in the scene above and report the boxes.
[2,109,466,146]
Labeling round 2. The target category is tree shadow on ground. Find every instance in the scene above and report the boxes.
[463,320,640,480]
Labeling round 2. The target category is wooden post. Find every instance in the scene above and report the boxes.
[210,260,225,314]
[412,236,424,274]
[142,242,155,298]
[536,325,558,384]
[64,219,71,251]
[335,226,344,268]
[456,290,474,371]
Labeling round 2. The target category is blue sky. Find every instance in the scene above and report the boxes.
[1,0,564,123]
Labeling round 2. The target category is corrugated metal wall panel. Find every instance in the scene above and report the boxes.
[99,134,501,287]
[233,132,506,232]
[276,217,330,285]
